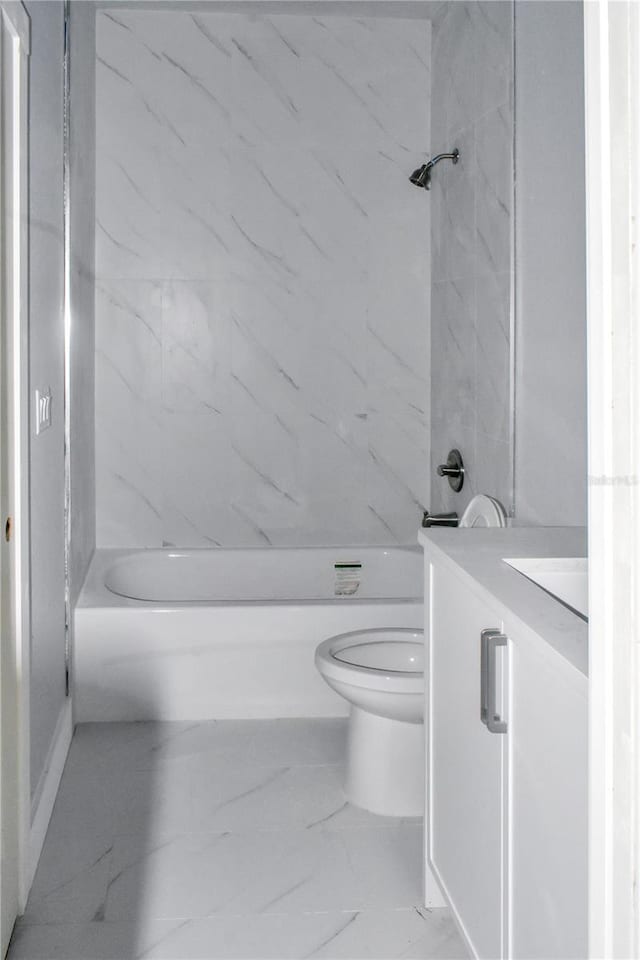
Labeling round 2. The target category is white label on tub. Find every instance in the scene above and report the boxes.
[334,562,362,596]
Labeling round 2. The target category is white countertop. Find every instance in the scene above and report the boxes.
[418,526,588,677]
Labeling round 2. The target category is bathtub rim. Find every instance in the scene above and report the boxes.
[78,545,424,609]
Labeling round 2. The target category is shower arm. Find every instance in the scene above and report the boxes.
[426,150,459,171]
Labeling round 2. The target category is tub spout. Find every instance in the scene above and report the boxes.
[422,511,459,528]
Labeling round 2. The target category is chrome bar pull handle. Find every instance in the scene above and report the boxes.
[480,628,493,726]
[486,631,508,734]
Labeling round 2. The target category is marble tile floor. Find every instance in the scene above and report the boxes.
[9,719,466,960]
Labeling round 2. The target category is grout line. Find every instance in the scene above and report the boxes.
[16,904,451,928]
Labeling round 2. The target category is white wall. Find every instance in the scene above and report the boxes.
[69,1,96,604]
[429,1,514,517]
[25,0,67,805]
[513,0,587,526]
[94,9,431,547]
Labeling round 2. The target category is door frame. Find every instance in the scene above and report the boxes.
[584,0,640,955]
[0,0,30,944]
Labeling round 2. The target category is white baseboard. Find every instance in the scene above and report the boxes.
[27,698,73,894]
[424,862,446,909]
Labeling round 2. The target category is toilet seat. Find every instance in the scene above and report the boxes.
[460,494,507,528]
[333,636,423,673]
[315,628,424,694]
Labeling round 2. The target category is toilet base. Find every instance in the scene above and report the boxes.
[345,707,424,817]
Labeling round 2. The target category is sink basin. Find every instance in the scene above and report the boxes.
[503,557,588,620]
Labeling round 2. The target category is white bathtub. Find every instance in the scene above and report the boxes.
[74,547,423,722]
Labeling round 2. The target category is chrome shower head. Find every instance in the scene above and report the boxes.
[409,164,430,189]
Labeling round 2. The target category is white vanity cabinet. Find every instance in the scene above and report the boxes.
[425,549,587,960]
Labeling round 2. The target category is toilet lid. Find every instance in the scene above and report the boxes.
[460,494,507,529]
[333,640,424,673]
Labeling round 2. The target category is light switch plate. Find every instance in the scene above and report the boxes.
[35,388,51,435]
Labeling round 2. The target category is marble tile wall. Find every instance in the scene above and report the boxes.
[429,1,514,517]
[513,1,586,526]
[95,11,431,547]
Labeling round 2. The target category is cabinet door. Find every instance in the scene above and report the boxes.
[427,562,507,959]
[509,633,587,958]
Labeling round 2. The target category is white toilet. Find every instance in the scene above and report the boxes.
[315,494,507,818]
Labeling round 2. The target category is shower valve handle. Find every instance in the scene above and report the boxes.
[436,449,465,492]
[437,464,462,479]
